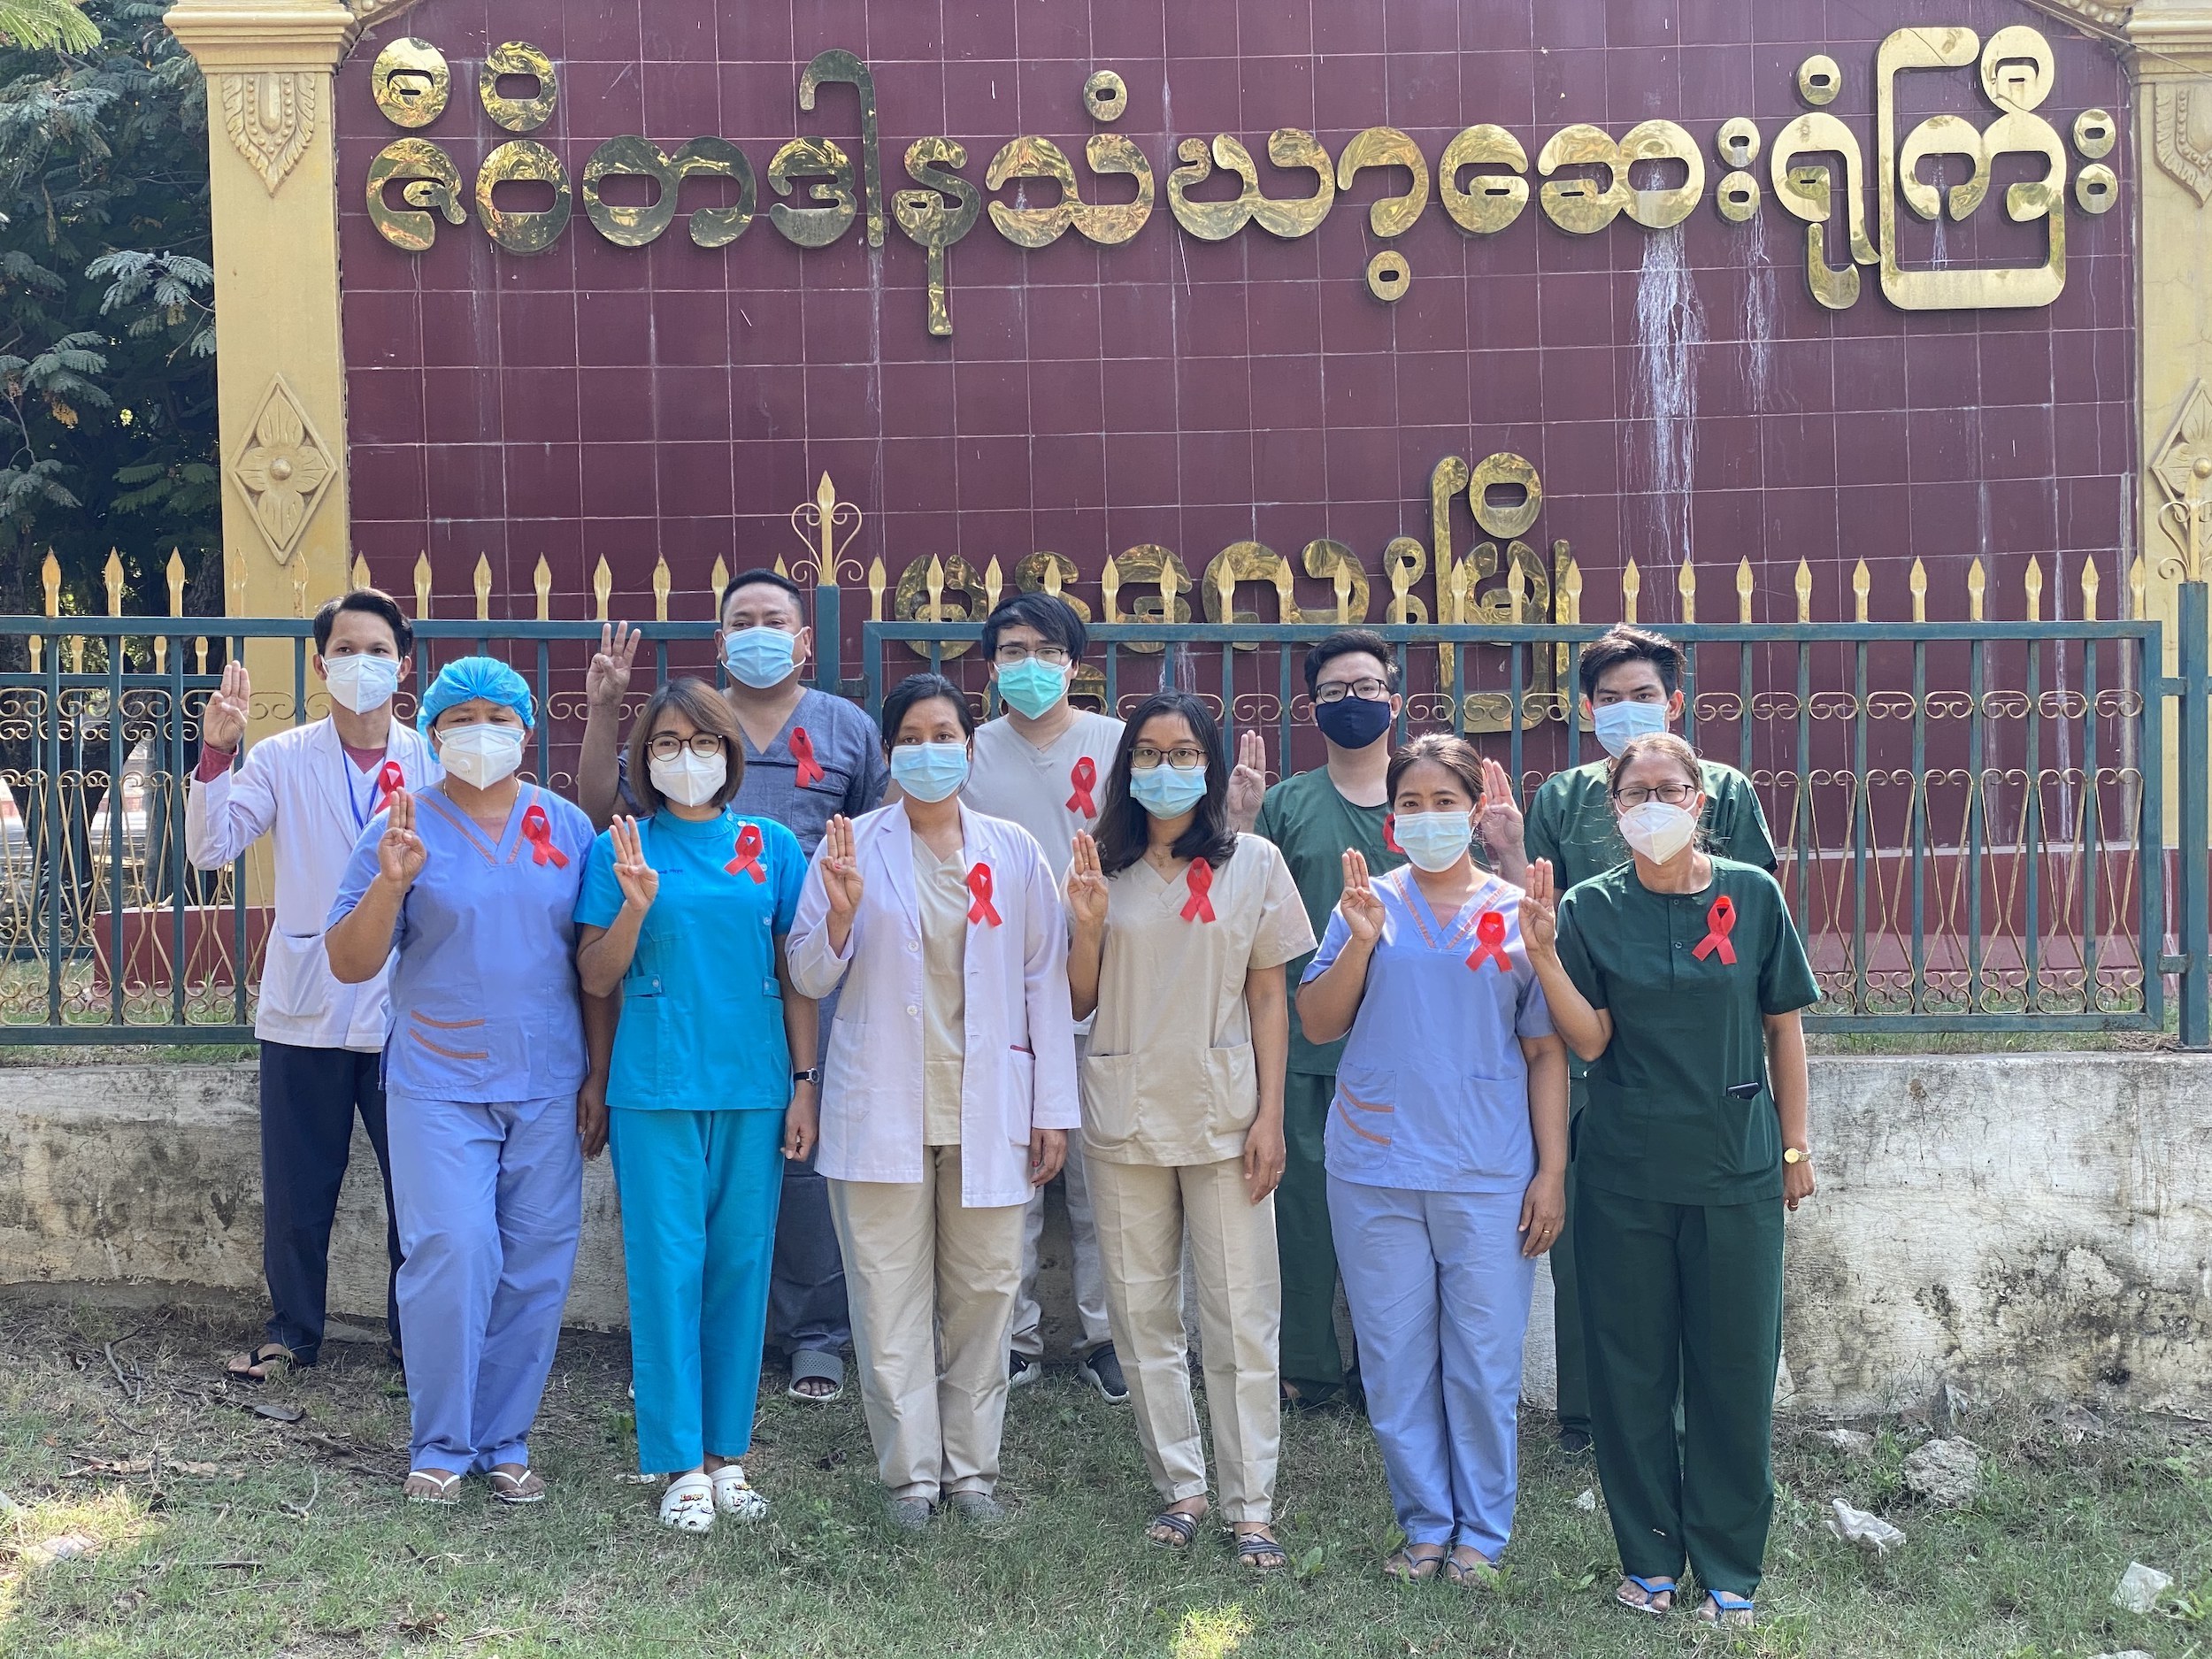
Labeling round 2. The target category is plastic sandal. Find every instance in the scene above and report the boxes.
[1146,1509,1200,1550]
[710,1463,767,1520]
[1440,1550,1497,1586]
[1615,1574,1678,1616]
[658,1472,715,1533]
[1698,1590,1755,1627]
[787,1348,846,1403]
[1383,1547,1444,1582]
[226,1343,295,1383]
[488,1465,546,1505]
[403,1469,465,1505]
[1235,1529,1287,1573]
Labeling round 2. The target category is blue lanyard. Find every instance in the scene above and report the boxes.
[343,748,390,831]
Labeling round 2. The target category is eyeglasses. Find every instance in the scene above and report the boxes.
[1313,678,1391,704]
[1613,781,1698,808]
[993,643,1071,666]
[648,733,725,762]
[1130,745,1205,772]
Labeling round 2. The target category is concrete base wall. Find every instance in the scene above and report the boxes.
[1,1054,2206,1413]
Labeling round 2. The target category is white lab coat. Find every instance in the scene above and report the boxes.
[789,801,1080,1208]
[185,718,440,1050]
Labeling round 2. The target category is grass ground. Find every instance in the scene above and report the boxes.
[0,1296,2207,1659]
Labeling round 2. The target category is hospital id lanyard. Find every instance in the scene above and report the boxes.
[344,750,404,831]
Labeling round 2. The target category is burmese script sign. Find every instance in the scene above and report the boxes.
[334,1,2135,633]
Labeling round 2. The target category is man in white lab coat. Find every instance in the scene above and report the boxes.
[187,589,439,1381]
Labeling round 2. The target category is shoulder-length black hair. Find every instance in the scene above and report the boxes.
[1094,690,1240,877]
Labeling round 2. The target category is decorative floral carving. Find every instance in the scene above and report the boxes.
[218,71,316,194]
[228,377,336,565]
[2016,0,2133,41]
[2154,81,2212,205]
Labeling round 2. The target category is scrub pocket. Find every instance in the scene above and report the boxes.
[1079,1050,1139,1149]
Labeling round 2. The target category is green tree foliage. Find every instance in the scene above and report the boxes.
[0,0,217,632]
[0,0,100,54]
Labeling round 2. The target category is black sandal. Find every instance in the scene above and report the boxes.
[226,1342,295,1383]
[1235,1528,1287,1572]
[1147,1509,1200,1550]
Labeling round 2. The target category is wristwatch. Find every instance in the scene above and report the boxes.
[1782,1146,1812,1166]
[792,1067,822,1086]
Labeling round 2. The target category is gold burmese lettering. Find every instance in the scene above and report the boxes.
[367,139,466,251]
[365,30,2109,320]
[1202,541,1304,649]
[893,136,980,337]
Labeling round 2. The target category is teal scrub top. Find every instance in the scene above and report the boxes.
[574,809,805,1113]
[1555,857,1818,1207]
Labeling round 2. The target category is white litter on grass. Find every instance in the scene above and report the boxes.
[1826,1498,1907,1555]
[1574,1488,1596,1512]
[23,1532,98,1566]
[2113,1562,2173,1614]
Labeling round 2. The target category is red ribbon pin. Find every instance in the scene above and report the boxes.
[1465,909,1510,973]
[790,726,826,788]
[520,803,568,869]
[1383,814,1403,856]
[726,822,765,882]
[1066,757,1098,818]
[965,862,1002,926]
[373,760,405,816]
[1692,895,1738,965]
[1180,858,1217,924]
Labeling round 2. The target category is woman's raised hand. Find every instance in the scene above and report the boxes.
[1066,831,1110,929]
[201,660,250,753]
[1521,857,1559,955]
[1338,849,1385,946]
[1475,755,1524,857]
[376,789,426,891]
[821,814,864,920]
[611,814,658,912]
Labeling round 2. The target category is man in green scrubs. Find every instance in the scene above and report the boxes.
[1517,626,1777,1452]
[1544,852,1818,1615]
[1250,632,1404,1409]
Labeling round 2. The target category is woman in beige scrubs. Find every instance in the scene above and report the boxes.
[1066,690,1315,1571]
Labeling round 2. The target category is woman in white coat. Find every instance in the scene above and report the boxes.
[788,672,1079,1530]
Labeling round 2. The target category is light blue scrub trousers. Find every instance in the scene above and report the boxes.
[387,1090,584,1474]
[1328,1178,1534,1560]
[610,1107,786,1474]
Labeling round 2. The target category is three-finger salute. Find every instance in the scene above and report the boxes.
[1066,830,1110,929]
[201,660,251,754]
[821,814,864,918]
[377,788,426,891]
[1520,857,1558,955]
[1337,848,1386,944]
[611,814,659,912]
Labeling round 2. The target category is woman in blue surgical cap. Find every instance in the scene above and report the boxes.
[325,656,598,1506]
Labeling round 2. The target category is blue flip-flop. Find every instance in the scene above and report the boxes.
[1699,1589,1755,1627]
[1615,1574,1678,1616]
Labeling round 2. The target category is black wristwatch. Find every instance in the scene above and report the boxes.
[792,1067,822,1086]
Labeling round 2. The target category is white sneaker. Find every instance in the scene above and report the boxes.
[1009,1349,1042,1388]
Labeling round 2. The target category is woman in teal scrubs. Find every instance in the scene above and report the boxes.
[1522,732,1817,1630]
[575,678,817,1533]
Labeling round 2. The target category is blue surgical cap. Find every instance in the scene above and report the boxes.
[418,655,535,731]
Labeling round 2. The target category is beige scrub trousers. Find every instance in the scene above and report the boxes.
[1081,833,1315,1524]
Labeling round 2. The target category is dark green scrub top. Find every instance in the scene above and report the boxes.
[1253,765,1404,1077]
[1555,857,1818,1207]
[1525,757,1777,894]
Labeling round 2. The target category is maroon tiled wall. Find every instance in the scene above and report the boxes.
[336,0,2136,649]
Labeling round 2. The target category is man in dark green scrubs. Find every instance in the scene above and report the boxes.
[1517,626,1777,1452]
[1540,849,1818,1616]
[1251,632,1405,1409]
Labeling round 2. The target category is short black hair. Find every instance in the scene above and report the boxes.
[1094,691,1240,878]
[879,672,977,746]
[1578,626,1685,700]
[979,592,1087,662]
[313,588,411,656]
[719,568,807,624]
[1302,629,1399,696]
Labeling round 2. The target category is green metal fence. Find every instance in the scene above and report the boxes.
[0,595,2206,1046]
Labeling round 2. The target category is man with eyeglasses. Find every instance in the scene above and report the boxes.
[1515,625,1777,1455]
[578,567,888,1409]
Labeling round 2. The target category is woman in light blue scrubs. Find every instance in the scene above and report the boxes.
[326,656,596,1507]
[574,678,816,1533]
[1296,733,1569,1582]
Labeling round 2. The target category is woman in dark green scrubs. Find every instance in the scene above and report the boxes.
[1521,733,1817,1630]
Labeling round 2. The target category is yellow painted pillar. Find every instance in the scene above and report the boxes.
[164,0,361,654]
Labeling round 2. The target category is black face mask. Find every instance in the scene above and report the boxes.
[1314,693,1393,750]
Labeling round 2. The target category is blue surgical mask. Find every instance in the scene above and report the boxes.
[995,657,1070,720]
[1392,810,1474,873]
[1593,698,1669,757]
[1129,762,1209,819]
[891,741,970,803]
[724,626,799,690]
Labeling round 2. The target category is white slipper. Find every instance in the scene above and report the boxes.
[658,1471,715,1533]
[710,1463,768,1520]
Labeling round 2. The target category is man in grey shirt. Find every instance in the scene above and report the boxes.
[579,568,888,1402]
